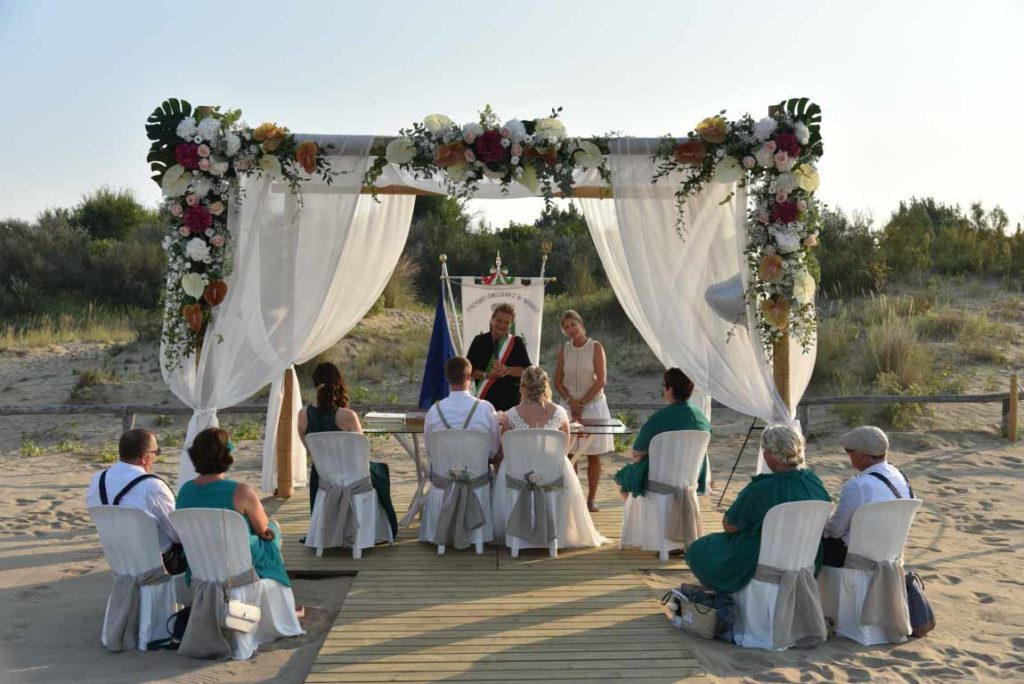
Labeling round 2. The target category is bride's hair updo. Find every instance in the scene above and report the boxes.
[519,366,552,404]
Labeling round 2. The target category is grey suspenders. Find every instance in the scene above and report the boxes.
[435,399,481,430]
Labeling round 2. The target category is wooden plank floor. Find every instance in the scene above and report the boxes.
[278,475,721,683]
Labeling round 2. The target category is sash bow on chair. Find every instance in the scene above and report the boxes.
[505,471,563,545]
[753,564,828,649]
[645,479,702,546]
[320,476,374,548]
[843,553,911,640]
[430,467,490,549]
[103,565,171,652]
[178,568,260,659]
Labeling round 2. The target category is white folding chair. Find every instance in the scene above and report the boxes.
[304,432,393,559]
[732,500,833,650]
[90,506,186,651]
[420,430,494,555]
[818,499,922,645]
[620,430,710,561]
[170,508,303,660]
[499,429,567,558]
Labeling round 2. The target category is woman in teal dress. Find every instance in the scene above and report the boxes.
[176,427,291,588]
[685,423,831,593]
[296,362,398,537]
[614,368,712,497]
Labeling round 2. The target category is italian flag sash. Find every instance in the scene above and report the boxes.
[476,334,514,398]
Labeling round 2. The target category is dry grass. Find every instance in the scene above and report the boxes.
[0,304,138,350]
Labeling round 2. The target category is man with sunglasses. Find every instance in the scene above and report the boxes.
[86,428,185,573]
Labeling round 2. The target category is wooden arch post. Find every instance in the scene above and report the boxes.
[766,105,793,417]
[276,368,295,498]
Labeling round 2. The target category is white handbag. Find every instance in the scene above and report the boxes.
[220,511,261,634]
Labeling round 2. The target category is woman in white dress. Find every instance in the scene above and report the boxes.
[554,310,613,512]
[491,366,606,548]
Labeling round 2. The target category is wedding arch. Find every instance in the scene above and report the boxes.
[145,97,824,493]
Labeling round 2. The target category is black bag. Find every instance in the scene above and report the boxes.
[661,584,736,643]
[146,605,190,650]
[905,571,935,637]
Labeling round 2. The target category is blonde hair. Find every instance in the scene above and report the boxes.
[760,424,806,468]
[560,309,583,326]
[519,366,552,404]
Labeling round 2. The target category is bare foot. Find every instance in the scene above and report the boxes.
[295,605,306,619]
[587,501,600,513]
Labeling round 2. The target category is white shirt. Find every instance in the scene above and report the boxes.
[424,390,501,457]
[86,461,180,552]
[823,461,913,544]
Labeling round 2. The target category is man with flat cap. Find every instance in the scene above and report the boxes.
[822,425,915,567]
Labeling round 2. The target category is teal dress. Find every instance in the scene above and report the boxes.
[685,468,831,593]
[304,405,398,537]
[614,401,712,495]
[176,479,291,587]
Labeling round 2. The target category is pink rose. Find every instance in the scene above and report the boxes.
[500,127,512,138]
[463,131,477,145]
[169,204,183,217]
[235,158,251,171]
[185,194,199,207]
[211,234,226,247]
[756,210,770,224]
[464,149,476,162]
[183,205,213,233]
[197,144,211,158]
[764,140,777,153]
[511,143,523,157]
[742,156,756,169]
[796,199,808,212]
[775,191,788,203]
[804,234,818,248]
[209,201,224,216]
[198,158,211,171]
[178,226,190,236]
[774,151,789,165]
[175,143,200,170]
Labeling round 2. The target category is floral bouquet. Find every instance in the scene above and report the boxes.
[364,106,610,202]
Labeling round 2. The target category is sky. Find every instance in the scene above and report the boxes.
[1,0,1022,232]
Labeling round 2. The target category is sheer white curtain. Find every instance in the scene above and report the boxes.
[163,137,414,488]
[579,139,815,436]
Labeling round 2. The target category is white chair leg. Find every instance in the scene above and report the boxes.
[475,541,483,555]
[316,547,324,557]
[437,544,446,556]
[510,537,520,558]
[658,549,669,562]
[352,545,362,560]
[548,539,558,558]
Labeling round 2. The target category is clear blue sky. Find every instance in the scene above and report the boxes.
[1,0,1022,231]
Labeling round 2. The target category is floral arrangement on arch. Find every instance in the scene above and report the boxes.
[653,98,824,354]
[145,98,335,371]
[364,106,610,202]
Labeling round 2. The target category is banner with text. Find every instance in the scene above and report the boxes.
[461,277,545,364]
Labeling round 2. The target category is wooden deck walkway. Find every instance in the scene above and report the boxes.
[278,476,721,683]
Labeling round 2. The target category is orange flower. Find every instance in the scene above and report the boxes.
[435,142,467,168]
[758,254,785,282]
[672,138,706,165]
[761,295,791,331]
[295,141,318,174]
[253,122,277,141]
[254,122,287,152]
[695,115,729,144]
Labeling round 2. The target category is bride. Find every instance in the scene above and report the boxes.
[491,366,606,548]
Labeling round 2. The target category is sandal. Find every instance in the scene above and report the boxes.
[294,605,306,619]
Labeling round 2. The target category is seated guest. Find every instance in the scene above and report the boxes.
[86,428,186,574]
[685,423,831,593]
[822,426,914,567]
[424,356,501,463]
[614,368,711,500]
[466,303,531,412]
[296,362,397,537]
[176,428,294,594]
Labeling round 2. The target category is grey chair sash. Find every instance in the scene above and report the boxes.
[178,568,260,659]
[844,552,911,638]
[319,475,374,548]
[429,468,490,549]
[645,479,702,545]
[505,472,564,545]
[753,564,828,649]
[103,565,171,652]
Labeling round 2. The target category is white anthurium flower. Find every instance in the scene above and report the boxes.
[503,119,527,141]
[517,165,540,193]
[792,269,817,305]
[574,140,603,169]
[176,117,198,141]
[180,271,208,298]
[446,163,470,183]
[161,165,190,197]
[753,117,777,141]
[793,121,811,145]
[534,117,566,142]
[772,228,803,254]
[257,154,282,177]
[422,114,454,134]
[712,155,744,184]
[793,164,820,192]
[385,137,417,165]
[197,117,221,142]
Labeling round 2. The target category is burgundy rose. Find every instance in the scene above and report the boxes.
[773,132,800,158]
[473,130,507,165]
[175,143,200,170]
[182,205,213,233]
[771,200,800,224]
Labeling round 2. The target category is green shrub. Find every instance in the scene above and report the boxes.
[98,442,119,463]
[916,309,966,341]
[229,419,264,441]
[72,186,154,241]
[20,440,44,457]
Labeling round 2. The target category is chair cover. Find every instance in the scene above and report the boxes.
[819,499,921,645]
[304,432,392,558]
[170,508,303,660]
[492,429,606,554]
[420,430,493,553]
[90,506,185,652]
[733,500,832,650]
[620,430,709,559]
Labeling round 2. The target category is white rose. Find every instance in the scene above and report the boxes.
[161,165,190,197]
[792,269,817,305]
[176,117,198,141]
[385,137,416,165]
[573,140,603,169]
[190,177,213,198]
[712,155,744,184]
[197,117,221,142]
[185,238,212,264]
[534,117,566,142]
[793,121,811,145]
[772,228,803,254]
[503,119,527,141]
[422,113,454,134]
[223,132,242,157]
[753,117,777,141]
[208,159,230,177]
[754,143,775,168]
[257,154,282,177]
[180,272,208,298]
[771,172,798,194]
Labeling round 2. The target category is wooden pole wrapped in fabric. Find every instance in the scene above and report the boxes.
[276,369,295,497]
[1007,372,1019,442]
[772,333,792,415]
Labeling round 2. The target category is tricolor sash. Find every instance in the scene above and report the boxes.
[475,335,515,399]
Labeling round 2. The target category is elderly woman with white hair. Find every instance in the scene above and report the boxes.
[685,423,830,594]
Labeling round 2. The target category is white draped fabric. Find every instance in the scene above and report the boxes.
[578,139,815,436]
[162,137,414,489]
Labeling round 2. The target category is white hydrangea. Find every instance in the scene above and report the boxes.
[185,237,212,264]
[771,172,798,194]
[753,117,778,141]
[534,117,566,143]
[223,132,242,157]
[197,117,221,142]
[771,228,803,254]
[176,117,198,140]
[793,121,811,145]
[503,119,527,141]
[190,177,213,198]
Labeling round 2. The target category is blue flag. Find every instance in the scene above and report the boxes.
[418,284,456,409]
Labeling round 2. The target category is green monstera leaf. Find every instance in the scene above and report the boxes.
[145,98,193,187]
[776,97,823,158]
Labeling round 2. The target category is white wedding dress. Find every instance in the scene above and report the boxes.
[491,404,607,548]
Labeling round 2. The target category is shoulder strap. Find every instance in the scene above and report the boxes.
[462,399,481,429]
[434,400,452,429]
[867,472,902,499]
[99,470,110,506]
[113,473,163,505]
[896,468,915,499]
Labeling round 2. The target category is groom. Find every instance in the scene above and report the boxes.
[466,303,531,412]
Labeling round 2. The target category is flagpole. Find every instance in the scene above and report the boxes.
[439,255,464,356]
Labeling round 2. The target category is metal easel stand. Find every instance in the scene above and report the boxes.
[716,417,765,507]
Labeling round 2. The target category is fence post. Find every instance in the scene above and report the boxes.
[122,409,135,433]
[1007,373,1019,442]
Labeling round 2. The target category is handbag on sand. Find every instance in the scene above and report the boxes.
[905,571,935,637]
[661,584,736,642]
